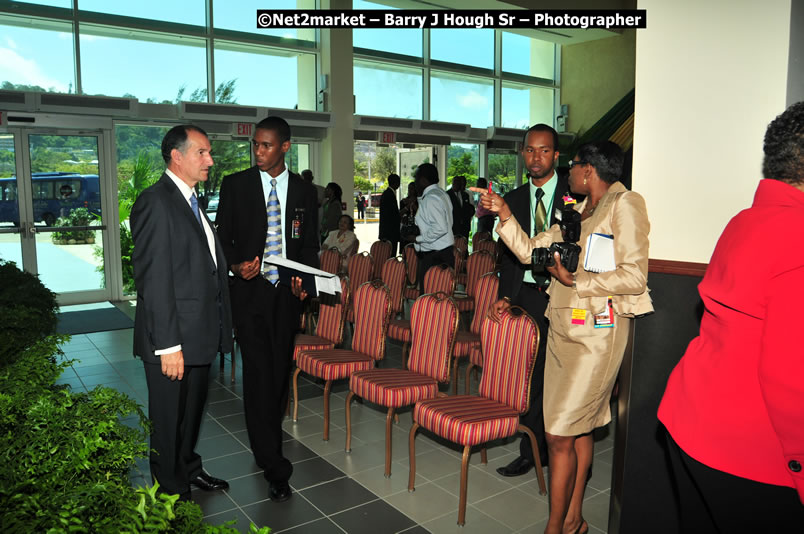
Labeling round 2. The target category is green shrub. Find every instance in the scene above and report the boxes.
[51,206,96,243]
[0,260,58,367]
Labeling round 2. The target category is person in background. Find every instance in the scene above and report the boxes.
[447,175,475,239]
[399,181,419,223]
[406,163,454,292]
[473,140,652,534]
[320,182,343,244]
[474,177,496,234]
[379,173,401,255]
[658,101,804,532]
[302,169,325,235]
[356,194,366,220]
[321,214,358,270]
[131,125,233,501]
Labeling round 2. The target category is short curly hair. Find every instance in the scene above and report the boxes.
[763,101,804,184]
[575,140,624,184]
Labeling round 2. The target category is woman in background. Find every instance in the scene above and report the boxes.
[321,214,358,270]
[320,182,343,243]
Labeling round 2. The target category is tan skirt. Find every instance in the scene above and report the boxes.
[543,306,631,436]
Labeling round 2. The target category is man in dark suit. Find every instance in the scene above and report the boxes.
[496,124,572,477]
[447,175,475,239]
[216,116,319,503]
[378,173,401,255]
[131,125,233,500]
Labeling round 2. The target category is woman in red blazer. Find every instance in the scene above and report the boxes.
[658,102,804,532]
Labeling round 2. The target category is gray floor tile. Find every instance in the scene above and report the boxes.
[206,398,245,418]
[241,493,325,532]
[330,499,417,534]
[205,508,256,533]
[196,433,249,460]
[472,487,550,531]
[217,413,248,433]
[424,506,513,534]
[190,488,238,516]
[276,517,346,534]
[384,481,460,524]
[289,456,345,490]
[299,477,378,515]
[204,451,261,480]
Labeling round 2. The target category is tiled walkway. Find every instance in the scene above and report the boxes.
[57,327,614,534]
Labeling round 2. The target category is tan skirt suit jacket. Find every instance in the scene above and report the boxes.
[496,181,653,435]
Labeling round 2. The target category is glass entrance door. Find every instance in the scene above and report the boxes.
[0,128,113,304]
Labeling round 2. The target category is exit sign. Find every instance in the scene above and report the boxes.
[380,131,395,144]
[235,122,253,136]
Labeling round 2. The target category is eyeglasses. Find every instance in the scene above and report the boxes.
[568,160,588,169]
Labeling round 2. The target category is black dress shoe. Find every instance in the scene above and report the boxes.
[269,480,292,503]
[190,472,229,491]
[496,456,534,477]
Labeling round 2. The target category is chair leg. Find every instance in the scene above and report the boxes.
[520,424,547,495]
[385,406,395,478]
[480,445,488,464]
[345,391,355,452]
[292,368,302,422]
[458,445,471,526]
[451,357,460,395]
[408,422,420,491]
[464,363,474,395]
[323,379,333,441]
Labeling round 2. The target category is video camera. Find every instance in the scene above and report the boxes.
[531,207,582,273]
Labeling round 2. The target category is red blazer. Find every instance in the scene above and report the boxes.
[659,179,804,503]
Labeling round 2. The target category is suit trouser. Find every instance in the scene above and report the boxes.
[144,361,210,497]
[665,431,804,533]
[513,282,549,465]
[236,279,301,483]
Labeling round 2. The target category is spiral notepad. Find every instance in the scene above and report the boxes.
[584,233,616,273]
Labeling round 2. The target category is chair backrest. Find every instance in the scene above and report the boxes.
[352,280,392,360]
[315,276,350,345]
[403,243,418,286]
[474,239,497,258]
[380,256,406,314]
[478,307,538,413]
[463,251,496,298]
[369,240,393,280]
[408,292,459,382]
[473,231,492,245]
[423,264,455,295]
[453,235,468,256]
[347,251,373,293]
[453,246,466,278]
[470,272,500,335]
[320,247,341,275]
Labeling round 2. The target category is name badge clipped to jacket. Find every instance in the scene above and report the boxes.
[292,208,304,239]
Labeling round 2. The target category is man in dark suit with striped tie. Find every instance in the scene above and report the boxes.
[216,116,319,503]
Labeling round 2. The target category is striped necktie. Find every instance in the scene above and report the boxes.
[190,192,202,226]
[534,187,547,234]
[263,178,282,283]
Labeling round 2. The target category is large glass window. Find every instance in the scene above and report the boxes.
[488,153,518,194]
[80,26,206,103]
[431,29,494,70]
[353,1,422,58]
[214,42,317,109]
[214,0,316,41]
[430,71,493,128]
[502,31,555,80]
[78,0,206,26]
[354,60,422,119]
[447,143,479,187]
[502,82,554,129]
[0,15,75,93]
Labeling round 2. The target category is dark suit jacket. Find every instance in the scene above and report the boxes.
[448,189,475,238]
[215,166,319,327]
[378,187,400,242]
[131,173,233,365]
[498,172,571,301]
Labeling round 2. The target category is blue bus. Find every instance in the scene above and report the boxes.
[0,172,101,226]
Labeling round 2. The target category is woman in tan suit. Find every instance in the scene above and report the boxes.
[473,141,652,534]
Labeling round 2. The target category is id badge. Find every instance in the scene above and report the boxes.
[571,308,586,325]
[594,297,615,328]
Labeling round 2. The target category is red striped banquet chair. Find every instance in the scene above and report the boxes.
[473,238,497,258]
[407,307,546,526]
[402,243,420,302]
[320,247,342,275]
[345,292,459,477]
[380,256,406,319]
[369,240,393,281]
[453,273,499,394]
[453,235,468,286]
[289,277,349,415]
[293,280,392,440]
[388,264,455,369]
[472,231,492,246]
[452,250,496,314]
[345,251,373,323]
